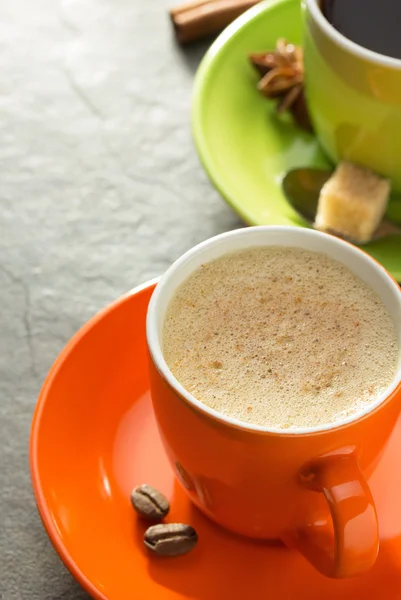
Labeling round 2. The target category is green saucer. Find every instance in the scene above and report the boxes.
[192,0,401,280]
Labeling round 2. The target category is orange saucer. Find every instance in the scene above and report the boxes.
[30,280,401,599]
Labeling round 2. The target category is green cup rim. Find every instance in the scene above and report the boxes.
[305,0,401,70]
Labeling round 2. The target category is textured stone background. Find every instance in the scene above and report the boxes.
[0,0,240,597]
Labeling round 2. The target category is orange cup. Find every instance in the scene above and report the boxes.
[147,226,401,579]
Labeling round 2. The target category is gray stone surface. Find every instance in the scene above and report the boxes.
[0,0,241,597]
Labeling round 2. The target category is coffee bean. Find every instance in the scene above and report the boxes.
[144,523,198,557]
[131,484,170,521]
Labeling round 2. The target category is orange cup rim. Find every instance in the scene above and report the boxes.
[147,226,401,437]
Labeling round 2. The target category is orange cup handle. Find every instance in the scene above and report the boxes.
[284,454,379,578]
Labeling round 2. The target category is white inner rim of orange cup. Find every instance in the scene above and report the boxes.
[147,226,401,434]
[305,0,401,70]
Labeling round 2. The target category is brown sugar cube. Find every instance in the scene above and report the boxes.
[314,161,390,243]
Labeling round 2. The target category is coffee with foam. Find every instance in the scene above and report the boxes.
[163,247,398,429]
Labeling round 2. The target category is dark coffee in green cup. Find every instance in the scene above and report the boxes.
[321,0,401,60]
[304,0,401,191]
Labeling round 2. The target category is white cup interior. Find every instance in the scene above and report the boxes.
[147,226,401,434]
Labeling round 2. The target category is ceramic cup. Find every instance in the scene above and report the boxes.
[303,0,401,190]
[146,226,401,578]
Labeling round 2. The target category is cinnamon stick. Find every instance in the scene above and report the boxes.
[170,0,217,17]
[170,0,260,44]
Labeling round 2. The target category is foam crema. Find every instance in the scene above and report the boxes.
[163,247,399,429]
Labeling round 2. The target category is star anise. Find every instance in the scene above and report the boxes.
[249,39,313,132]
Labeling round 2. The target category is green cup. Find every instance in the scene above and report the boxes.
[303,0,401,190]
